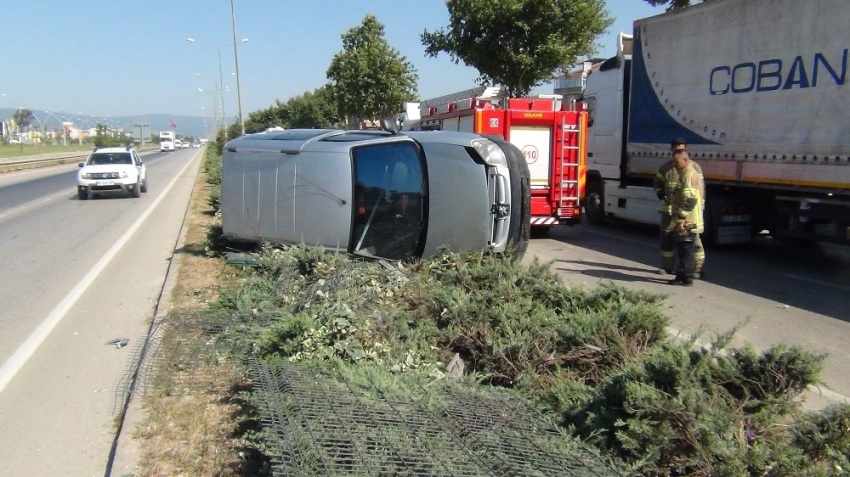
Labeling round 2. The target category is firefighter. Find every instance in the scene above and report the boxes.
[665,149,703,286]
[653,138,706,278]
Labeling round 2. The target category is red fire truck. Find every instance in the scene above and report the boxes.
[410,87,588,231]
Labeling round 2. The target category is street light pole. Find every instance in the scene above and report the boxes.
[188,37,230,138]
[214,46,227,136]
[198,87,220,139]
[230,0,246,136]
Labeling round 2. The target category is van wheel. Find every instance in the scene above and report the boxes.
[78,188,88,200]
[585,180,605,225]
[132,182,141,198]
[140,178,148,193]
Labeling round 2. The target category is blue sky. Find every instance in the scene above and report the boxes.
[2,1,660,125]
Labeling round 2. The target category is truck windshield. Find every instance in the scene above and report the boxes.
[351,142,427,261]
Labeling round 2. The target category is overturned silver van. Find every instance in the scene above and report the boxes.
[221,128,530,261]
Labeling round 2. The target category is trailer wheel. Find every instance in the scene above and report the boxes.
[585,180,605,225]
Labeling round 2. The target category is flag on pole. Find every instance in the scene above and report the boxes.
[169,121,176,128]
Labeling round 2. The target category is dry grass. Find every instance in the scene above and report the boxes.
[133,160,252,476]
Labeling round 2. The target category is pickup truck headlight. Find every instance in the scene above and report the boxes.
[471,139,508,167]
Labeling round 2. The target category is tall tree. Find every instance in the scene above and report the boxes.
[643,0,700,10]
[326,15,418,127]
[13,108,34,132]
[421,0,612,97]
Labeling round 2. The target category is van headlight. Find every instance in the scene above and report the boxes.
[471,139,508,167]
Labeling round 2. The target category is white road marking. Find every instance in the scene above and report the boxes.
[782,273,850,293]
[0,157,198,394]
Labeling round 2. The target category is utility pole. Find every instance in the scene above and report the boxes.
[231,0,246,136]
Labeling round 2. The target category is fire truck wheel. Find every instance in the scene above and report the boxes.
[530,226,550,238]
[585,180,606,225]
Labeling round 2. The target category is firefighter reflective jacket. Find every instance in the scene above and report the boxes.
[654,160,705,214]
[669,162,704,234]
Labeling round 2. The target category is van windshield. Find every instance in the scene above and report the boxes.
[351,142,427,261]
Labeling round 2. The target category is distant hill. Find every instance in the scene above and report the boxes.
[0,109,210,140]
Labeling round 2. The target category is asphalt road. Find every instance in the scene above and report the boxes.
[526,219,850,411]
[0,148,201,475]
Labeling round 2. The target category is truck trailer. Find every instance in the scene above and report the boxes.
[580,0,850,245]
[413,86,588,233]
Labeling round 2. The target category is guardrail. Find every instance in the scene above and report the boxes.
[0,152,90,172]
[0,146,160,173]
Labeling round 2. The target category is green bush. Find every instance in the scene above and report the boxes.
[207,245,844,476]
[203,147,222,211]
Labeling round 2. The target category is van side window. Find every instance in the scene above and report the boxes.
[351,142,427,260]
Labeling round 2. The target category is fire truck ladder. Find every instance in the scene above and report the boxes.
[558,116,580,211]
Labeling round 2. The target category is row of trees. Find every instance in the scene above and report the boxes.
[240,0,617,133]
[230,0,705,136]
[238,0,708,134]
[13,1,706,142]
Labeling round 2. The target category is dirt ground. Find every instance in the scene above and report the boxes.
[132,160,254,476]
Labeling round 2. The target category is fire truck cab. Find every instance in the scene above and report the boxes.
[411,87,588,231]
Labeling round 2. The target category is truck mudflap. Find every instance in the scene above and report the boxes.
[489,136,531,258]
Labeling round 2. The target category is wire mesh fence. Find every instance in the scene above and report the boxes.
[138,311,619,476]
[248,358,619,477]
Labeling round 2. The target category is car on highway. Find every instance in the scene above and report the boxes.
[221,128,531,261]
[77,146,148,200]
